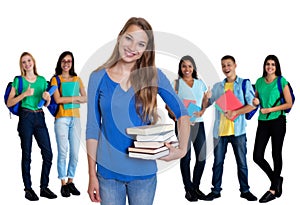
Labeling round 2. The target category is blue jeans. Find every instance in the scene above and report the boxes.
[211,134,250,194]
[98,174,157,205]
[54,117,81,179]
[176,122,206,191]
[17,109,53,190]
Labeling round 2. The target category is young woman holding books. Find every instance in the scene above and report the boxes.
[86,17,190,205]
[6,52,57,201]
[50,51,87,197]
[172,55,208,202]
[252,55,293,203]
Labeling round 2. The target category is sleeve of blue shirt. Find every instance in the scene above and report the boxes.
[86,70,105,140]
[157,69,188,119]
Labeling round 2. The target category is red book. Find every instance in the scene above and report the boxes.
[215,90,243,121]
[183,99,196,108]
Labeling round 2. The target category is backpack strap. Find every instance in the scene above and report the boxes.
[55,75,61,89]
[241,79,247,103]
[174,78,179,93]
[16,76,23,95]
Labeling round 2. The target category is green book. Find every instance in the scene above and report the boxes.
[62,81,80,110]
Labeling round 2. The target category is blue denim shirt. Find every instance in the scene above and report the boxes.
[208,76,255,138]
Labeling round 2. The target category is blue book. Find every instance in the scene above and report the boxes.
[187,103,201,122]
[62,81,80,110]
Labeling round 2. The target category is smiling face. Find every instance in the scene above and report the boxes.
[264,59,276,76]
[21,54,34,74]
[118,24,149,64]
[181,60,194,78]
[61,54,73,73]
[221,58,236,80]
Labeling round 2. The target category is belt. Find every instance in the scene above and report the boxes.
[22,108,43,113]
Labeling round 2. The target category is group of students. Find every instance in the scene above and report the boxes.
[6,51,87,201]
[175,54,292,204]
[7,16,293,205]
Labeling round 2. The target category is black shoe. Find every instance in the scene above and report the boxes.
[67,182,80,195]
[259,191,276,203]
[204,192,221,201]
[40,187,57,199]
[240,191,257,201]
[61,185,70,197]
[25,189,39,201]
[185,189,198,202]
[275,176,283,197]
[195,189,206,200]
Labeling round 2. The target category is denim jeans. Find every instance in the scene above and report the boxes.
[17,109,53,190]
[98,174,157,205]
[54,117,81,179]
[176,122,206,191]
[211,134,250,194]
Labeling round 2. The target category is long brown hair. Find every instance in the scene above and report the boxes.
[19,52,38,76]
[96,17,158,123]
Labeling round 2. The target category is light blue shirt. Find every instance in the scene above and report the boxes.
[208,76,255,138]
[173,78,207,122]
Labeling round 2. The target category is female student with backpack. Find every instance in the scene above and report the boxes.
[6,52,57,201]
[50,51,87,197]
[252,54,293,203]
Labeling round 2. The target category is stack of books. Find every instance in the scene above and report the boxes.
[126,124,178,160]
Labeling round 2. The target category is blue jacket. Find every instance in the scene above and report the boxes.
[208,76,255,138]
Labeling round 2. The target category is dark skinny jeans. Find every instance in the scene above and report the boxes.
[176,121,206,191]
[253,115,286,190]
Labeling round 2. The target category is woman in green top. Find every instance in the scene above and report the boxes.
[252,55,293,203]
[6,52,57,201]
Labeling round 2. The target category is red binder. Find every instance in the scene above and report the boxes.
[215,90,243,121]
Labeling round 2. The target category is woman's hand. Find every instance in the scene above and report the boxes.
[87,175,101,203]
[24,84,34,97]
[42,91,51,107]
[159,142,186,161]
[253,97,260,106]
[260,108,272,114]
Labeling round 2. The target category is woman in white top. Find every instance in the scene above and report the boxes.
[173,55,207,202]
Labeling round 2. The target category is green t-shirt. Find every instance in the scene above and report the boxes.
[12,76,48,111]
[255,76,288,121]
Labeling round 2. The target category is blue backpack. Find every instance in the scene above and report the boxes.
[274,76,295,113]
[46,75,61,117]
[4,76,23,117]
[242,79,258,120]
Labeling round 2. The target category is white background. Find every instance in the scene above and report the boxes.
[0,0,298,204]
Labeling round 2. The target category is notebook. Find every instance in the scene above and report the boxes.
[215,89,243,121]
[62,81,80,110]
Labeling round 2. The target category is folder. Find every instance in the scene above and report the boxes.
[187,103,201,122]
[215,90,243,121]
[62,81,80,110]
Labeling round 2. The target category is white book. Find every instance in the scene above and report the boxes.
[126,124,174,135]
[134,139,178,149]
[129,149,170,160]
[135,130,175,142]
[128,141,179,154]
